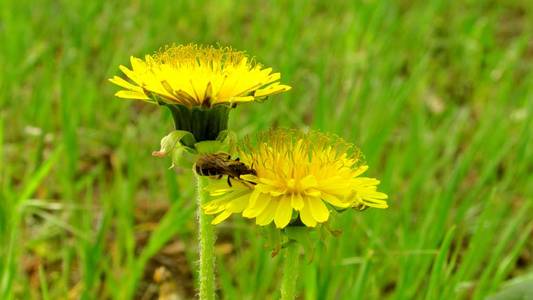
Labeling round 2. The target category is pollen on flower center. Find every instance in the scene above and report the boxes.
[286,179,297,190]
[153,44,248,69]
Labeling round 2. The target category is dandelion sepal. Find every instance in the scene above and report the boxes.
[165,104,230,144]
[152,130,196,157]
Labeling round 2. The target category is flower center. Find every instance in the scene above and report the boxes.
[287,178,296,189]
[286,178,299,194]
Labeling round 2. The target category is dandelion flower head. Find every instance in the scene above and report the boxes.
[203,129,388,228]
[109,44,291,108]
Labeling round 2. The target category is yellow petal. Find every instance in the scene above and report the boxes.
[266,72,280,82]
[130,56,147,72]
[115,90,150,100]
[205,190,249,208]
[353,177,380,186]
[353,165,369,177]
[254,84,291,97]
[269,189,287,197]
[308,197,329,223]
[119,65,142,85]
[365,191,388,199]
[321,193,350,208]
[227,194,250,213]
[255,198,278,226]
[109,76,143,92]
[360,197,389,208]
[212,210,232,225]
[259,67,273,76]
[227,96,255,103]
[243,195,271,218]
[248,189,262,207]
[274,197,293,228]
[203,197,233,214]
[300,175,318,189]
[299,198,317,227]
[291,193,304,210]
[304,188,321,197]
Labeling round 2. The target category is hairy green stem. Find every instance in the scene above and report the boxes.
[280,241,300,300]
[196,175,216,300]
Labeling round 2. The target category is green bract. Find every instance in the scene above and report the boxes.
[153,128,234,168]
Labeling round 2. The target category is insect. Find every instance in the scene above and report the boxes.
[195,153,257,187]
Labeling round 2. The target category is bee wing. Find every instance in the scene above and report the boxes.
[211,155,231,169]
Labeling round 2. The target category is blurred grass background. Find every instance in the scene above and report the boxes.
[1,0,532,299]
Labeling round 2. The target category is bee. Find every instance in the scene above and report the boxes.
[194,153,257,187]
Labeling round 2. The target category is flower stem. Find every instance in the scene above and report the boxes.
[196,174,216,300]
[280,241,300,300]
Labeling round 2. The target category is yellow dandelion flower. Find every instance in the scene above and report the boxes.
[202,129,388,229]
[109,44,291,108]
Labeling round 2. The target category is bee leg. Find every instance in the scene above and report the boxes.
[227,176,233,187]
[216,174,223,180]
